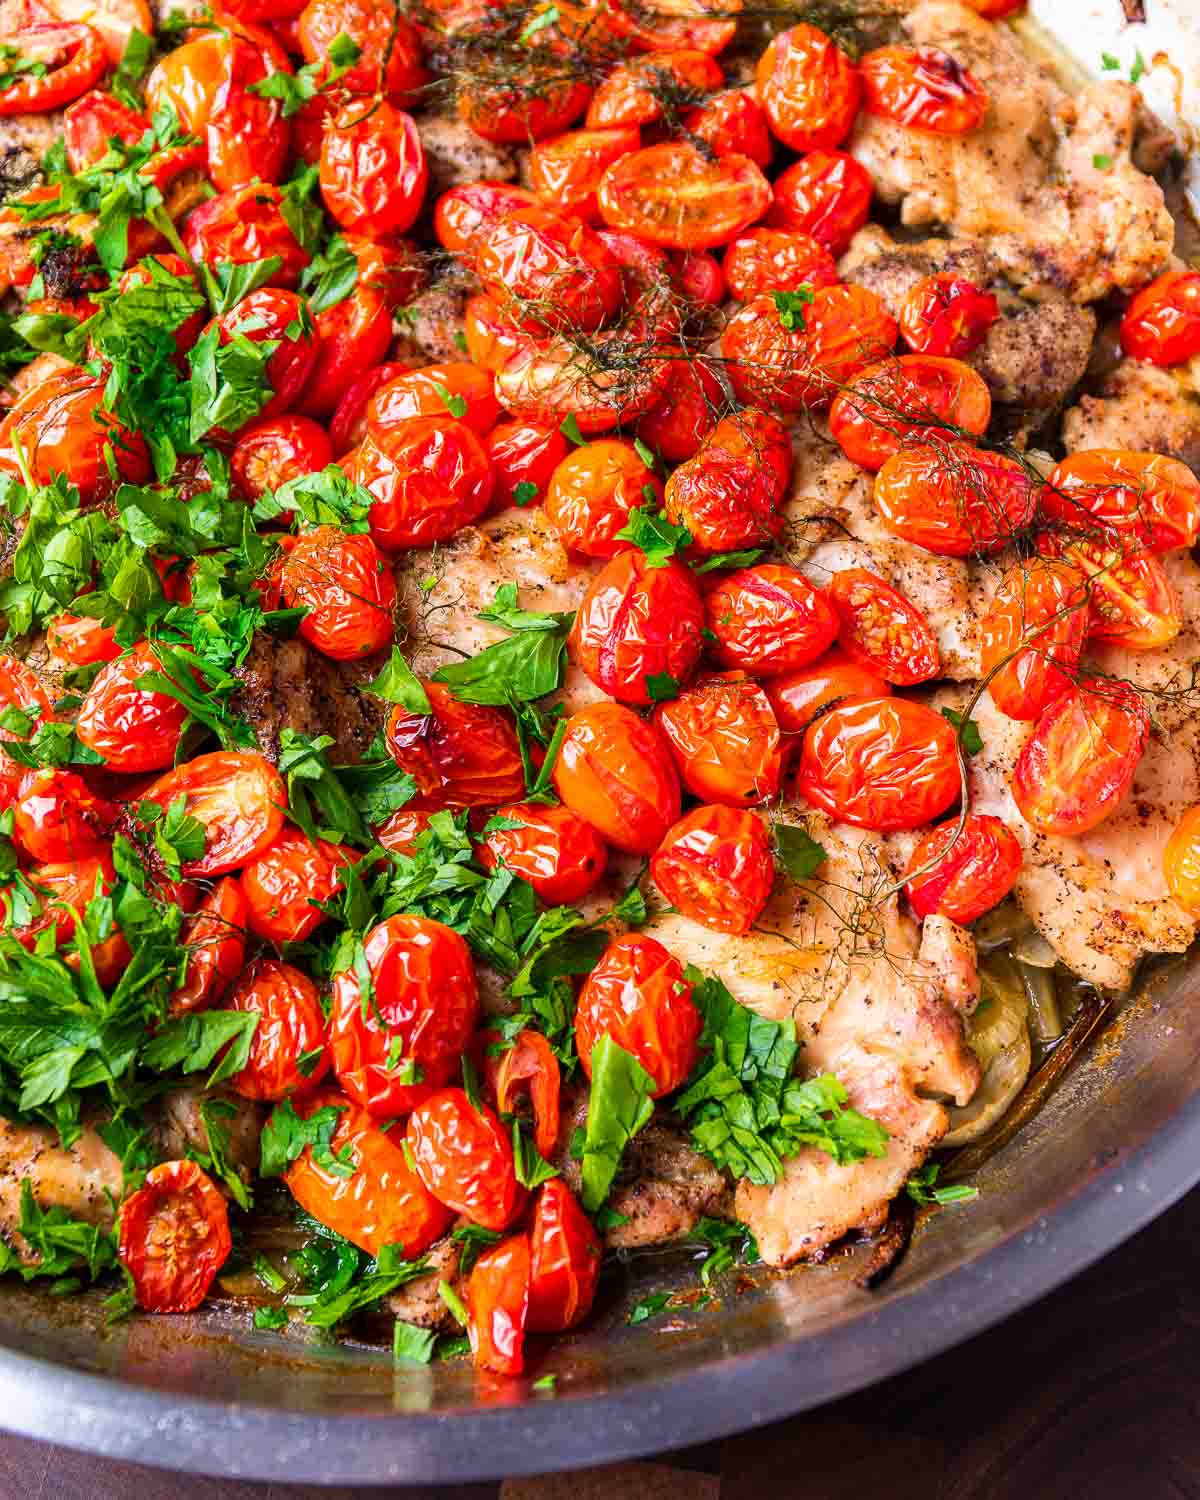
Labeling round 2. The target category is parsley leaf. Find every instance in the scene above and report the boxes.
[452,1223,501,1276]
[141,1009,261,1088]
[300,233,359,313]
[774,822,826,882]
[693,547,767,575]
[774,286,815,330]
[188,322,279,443]
[432,616,573,706]
[511,1118,559,1189]
[580,1035,655,1211]
[110,27,155,111]
[260,1098,348,1178]
[645,672,679,703]
[614,505,692,567]
[941,706,983,755]
[252,464,373,533]
[628,1291,673,1324]
[288,1239,428,1327]
[393,1319,437,1363]
[906,1161,979,1207]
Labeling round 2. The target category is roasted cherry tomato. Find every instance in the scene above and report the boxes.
[75,642,191,772]
[407,1087,524,1229]
[0,367,149,500]
[463,292,528,374]
[1041,531,1182,652]
[797,695,960,831]
[827,568,941,686]
[529,125,641,221]
[527,1179,601,1333]
[598,142,771,250]
[433,180,539,260]
[48,0,152,69]
[0,22,106,116]
[476,207,621,336]
[117,1160,231,1314]
[478,801,607,905]
[829,354,991,472]
[1041,449,1200,553]
[12,768,114,863]
[385,682,525,809]
[297,287,392,422]
[0,655,51,801]
[1120,269,1200,367]
[682,249,729,308]
[278,524,397,661]
[458,57,589,145]
[767,148,871,254]
[905,813,1023,924]
[226,957,328,1100]
[285,1092,452,1256]
[587,48,722,128]
[374,806,433,855]
[485,418,570,508]
[1012,679,1149,837]
[138,751,287,878]
[172,877,248,1015]
[859,45,988,134]
[64,87,146,171]
[366,362,501,438]
[651,804,774,935]
[569,551,704,705]
[242,828,357,944]
[319,98,427,236]
[494,326,670,434]
[349,416,495,551]
[330,915,480,1117]
[467,1233,530,1376]
[653,670,782,805]
[575,933,701,1097]
[755,23,860,152]
[634,357,722,463]
[545,437,661,556]
[683,87,772,167]
[899,273,999,358]
[329,361,407,454]
[15,853,129,981]
[45,612,121,668]
[483,1027,560,1160]
[184,182,309,289]
[197,289,319,440]
[664,408,792,552]
[1164,806,1200,912]
[552,702,680,854]
[873,440,1036,557]
[723,228,837,301]
[764,648,891,734]
[703,565,837,676]
[297,0,427,99]
[605,0,740,54]
[232,415,332,499]
[980,557,1087,721]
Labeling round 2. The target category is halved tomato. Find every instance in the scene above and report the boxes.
[827,568,940,685]
[980,557,1088,721]
[829,354,991,472]
[597,142,771,250]
[1040,532,1182,652]
[905,813,1023,923]
[873,441,1036,557]
[1041,449,1200,553]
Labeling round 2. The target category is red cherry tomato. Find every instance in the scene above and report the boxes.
[0,22,106,116]
[0,367,149,500]
[703,564,838,675]
[654,670,782,806]
[873,441,1036,557]
[1120,269,1200,367]
[63,87,146,172]
[138,751,287,878]
[463,292,528,375]
[231,415,332,499]
[829,354,992,472]
[45,613,121,669]
[171,877,248,1015]
[478,801,607,906]
[226,957,329,1100]
[552,701,681,854]
[827,568,941,686]
[1041,449,1200,553]
[683,87,772,168]
[241,828,358,944]
[860,45,988,134]
[604,0,740,54]
[980,558,1088,721]
[1042,531,1181,651]
[529,125,641,221]
[765,648,891,734]
[598,142,771,250]
[0,655,51,801]
[184,182,309,289]
[319,98,427,236]
[905,814,1023,924]
[199,289,319,440]
[797,695,960,831]
[367,362,501,438]
[677,248,725,306]
[723,228,837,301]
[374,806,433,855]
[297,0,428,100]
[466,1233,530,1376]
[485,419,570,508]
[75,642,191,772]
[664,408,792,553]
[278,525,397,661]
[476,207,622,336]
[348,416,495,551]
[767,148,871,254]
[458,60,589,145]
[494,325,670,434]
[12,768,115,863]
[433,180,539,260]
[118,1161,231,1314]
[651,803,774,935]
[483,1027,560,1160]
[545,437,661,556]
[634,357,722,464]
[755,23,860,153]
[588,49,722,128]
[527,1179,601,1332]
[407,1087,524,1229]
[899,272,999,358]
[297,289,392,422]
[385,682,525,809]
[329,361,407,454]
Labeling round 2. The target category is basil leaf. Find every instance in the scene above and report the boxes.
[366,648,431,713]
[580,1035,655,1212]
[774,823,826,882]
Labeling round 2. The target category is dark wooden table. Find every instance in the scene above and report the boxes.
[2,1185,1197,1500]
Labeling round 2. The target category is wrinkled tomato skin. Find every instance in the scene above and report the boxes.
[118,1161,231,1314]
[1164,806,1200,912]
[764,649,891,734]
[552,701,681,854]
[703,565,837,676]
[530,125,641,221]
[16,853,129,981]
[597,142,771,250]
[172,877,248,1015]
[482,1025,560,1160]
[588,49,722,130]
[467,1233,531,1376]
[64,88,145,173]
[330,915,480,1118]
[138,751,287,878]
[242,828,357,944]
[285,1092,453,1257]
[12,768,115,863]
[828,568,941,686]
[767,148,871,254]
[45,613,121,668]
[860,45,989,134]
[575,933,702,1097]
[980,557,1087,721]
[677,248,725,306]
[1041,449,1200,553]
[0,368,150,500]
[278,525,397,661]
[227,957,329,1101]
[654,670,782,806]
[231,415,332,499]
[905,813,1023,924]
[546,438,661,557]
[664,408,792,552]
[349,416,495,552]
[634,357,722,463]
[367,362,501,438]
[604,0,740,55]
[374,806,433,855]
[201,289,319,439]
[756,22,859,152]
[320,99,427,236]
[494,328,670,435]
[899,272,999,358]
[463,293,528,375]
[1,654,51,800]
[298,0,428,99]
[797,695,960,831]
[1011,679,1149,837]
[569,551,705,705]
[723,228,837,301]
[407,1088,524,1230]
[458,71,590,146]
[75,642,191,772]
[386,682,525,809]
[1040,531,1181,652]
[297,290,392,421]
[183,183,309,288]
[485,419,570,508]
[683,88,772,168]
[479,801,608,906]
[475,207,621,337]
[651,804,774,935]
[433,180,539,260]
[527,1180,601,1333]
[873,441,1036,557]
[1120,270,1200,367]
[829,354,991,472]
[329,361,407,454]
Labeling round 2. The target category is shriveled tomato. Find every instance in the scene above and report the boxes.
[664,408,792,552]
[570,551,704,704]
[765,648,891,734]
[476,207,621,336]
[297,288,392,422]
[634,357,721,463]
[980,557,1087,721]
[297,0,427,100]
[829,354,991,472]
[683,87,772,168]
[433,180,539,260]
[45,612,121,668]
[604,0,740,54]
[1120,269,1200,367]
[118,1160,230,1314]
[598,142,770,250]
[494,327,670,434]
[723,228,836,301]
[184,182,309,289]
[595,225,673,297]
[588,49,722,129]
[721,285,897,410]
[797,695,960,831]
[407,1087,524,1229]
[138,751,287,878]
[330,915,480,1117]
[63,88,145,172]
[478,801,607,905]
[367,362,501,438]
[278,525,396,661]
[1012,679,1149,837]
[651,803,774,935]
[905,813,1023,924]
[0,22,106,116]
[575,932,701,1096]
[552,701,680,853]
[483,1027,560,1160]
[1042,532,1181,652]
[319,98,427,236]
[827,568,940,686]
[545,437,659,556]
[653,670,782,806]
[1041,449,1200,553]
[75,642,190,772]
[0,655,51,801]
[767,149,871,254]
[463,293,528,375]
[385,682,525,809]
[225,957,328,1100]
[171,877,248,1015]
[0,367,149,500]
[197,289,319,440]
[242,828,357,944]
[329,361,407,454]
[485,419,570,508]
[458,60,590,145]
[285,1092,452,1256]
[860,45,988,134]
[527,1179,601,1333]
[15,853,127,980]
[467,1233,530,1376]
[374,805,433,855]
[899,273,999,358]
[756,23,860,152]
[703,565,837,676]
[873,440,1036,557]
[349,416,495,551]
[1164,807,1200,912]
[12,768,114,863]
[232,415,332,499]
[529,125,641,221]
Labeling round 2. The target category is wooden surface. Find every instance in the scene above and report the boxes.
[1,1185,1197,1499]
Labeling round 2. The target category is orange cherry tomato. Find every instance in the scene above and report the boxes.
[278,525,396,661]
[0,367,150,500]
[138,751,287,878]
[319,98,427,236]
[545,437,661,557]
[171,877,248,1015]
[226,957,328,1101]
[374,805,433,855]
[703,564,838,676]
[722,285,897,411]
[664,408,792,552]
[859,45,988,134]
[385,682,525,809]
[767,149,871,254]
[75,642,191,772]
[12,768,114,863]
[476,207,622,336]
[529,126,641,221]
[329,361,407,454]
[458,62,590,145]
[467,1232,530,1376]
[1042,531,1182,652]
[199,289,319,440]
[45,612,121,668]
[797,695,960,831]
[348,416,495,551]
[604,0,740,55]
[297,0,428,100]
[755,23,860,153]
[1163,806,1200,912]
[634,356,722,463]
[241,828,358,944]
[598,142,771,250]
[552,701,680,854]
[1012,679,1149,837]
[653,670,782,806]
[527,1179,601,1333]
[433,180,540,260]
[1120,269,1200,367]
[285,1091,453,1256]
[366,362,501,438]
[494,326,670,434]
[117,1160,231,1314]
[827,568,941,686]
[0,22,105,115]
[231,415,332,499]
[829,354,991,472]
[651,803,774,935]
[905,813,1023,924]
[683,87,772,168]
[587,48,722,129]
[899,273,999,358]
[980,557,1088,721]
[485,418,570,508]
[297,288,392,422]
[723,227,837,301]
[569,551,704,705]
[63,87,145,172]
[483,1027,561,1160]
[873,441,1036,557]
[50,0,154,68]
[478,801,608,906]
[1041,449,1200,553]
[407,1087,524,1229]
[184,182,309,289]
[765,648,891,734]
[0,655,51,801]
[575,932,701,1097]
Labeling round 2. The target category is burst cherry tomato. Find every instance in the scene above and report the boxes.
[634,357,722,463]
[575,933,701,1097]
[349,416,495,551]
[117,1160,231,1314]
[138,751,287,878]
[980,557,1087,721]
[433,181,540,260]
[797,695,960,831]
[467,1233,530,1375]
[407,1088,524,1229]
[232,415,332,499]
[604,0,740,54]
[495,328,669,434]
[297,0,428,99]
[329,361,407,454]
[319,98,427,235]
[45,613,121,668]
[827,568,941,686]
[598,142,771,250]
[765,649,891,734]
[242,828,357,944]
[553,702,680,854]
[654,671,782,806]
[458,61,589,145]
[899,273,998,358]
[0,368,149,500]
[873,441,1036,557]
[529,126,641,221]
[905,814,1023,924]
[198,289,319,440]
[226,957,328,1100]
[297,289,392,422]
[755,23,860,152]
[664,408,792,552]
[1120,269,1200,367]
[651,804,774,935]
[172,877,248,1015]
[703,565,837,675]
[485,419,570,508]
[385,683,525,809]
[476,207,621,336]
[64,87,146,172]
[829,354,991,472]
[1043,532,1181,652]
[683,87,772,167]
[12,768,114,863]
[527,1179,601,1333]
[367,362,501,438]
[463,293,528,375]
[483,1027,560,1160]
[75,642,191,772]
[0,22,106,116]
[767,149,871,254]
[588,49,722,128]
[279,525,397,661]
[374,806,433,855]
[184,182,309,289]
[545,438,661,556]
[1041,449,1200,553]
[478,801,607,905]
[860,45,988,134]
[1164,807,1200,912]
[723,228,837,301]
